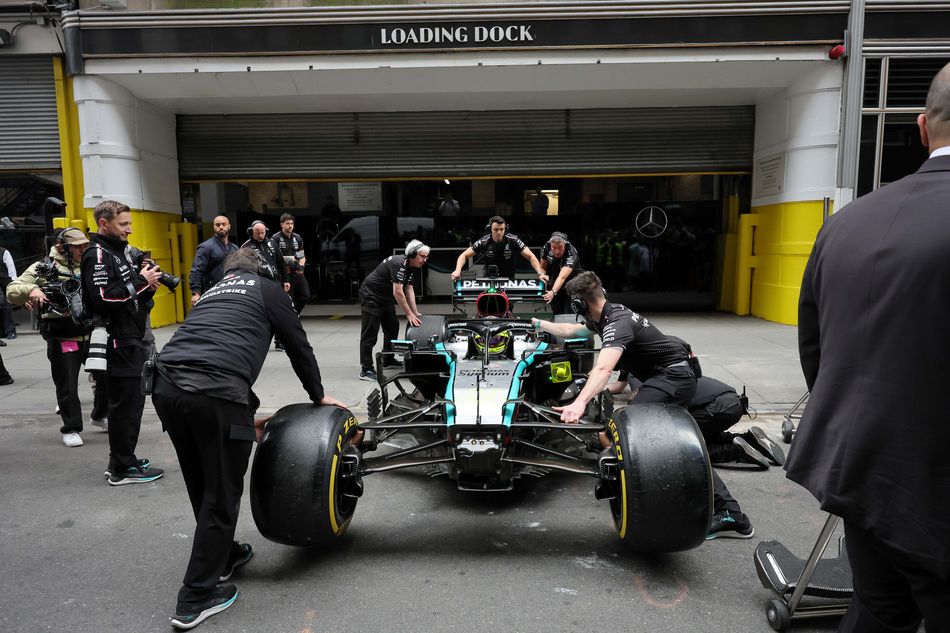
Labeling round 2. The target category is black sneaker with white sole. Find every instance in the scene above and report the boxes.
[741,426,786,466]
[359,369,378,382]
[104,458,150,478]
[108,464,164,486]
[171,583,238,630]
[706,510,755,540]
[219,542,253,582]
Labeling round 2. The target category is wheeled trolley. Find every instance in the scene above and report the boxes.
[754,514,853,631]
[781,391,809,443]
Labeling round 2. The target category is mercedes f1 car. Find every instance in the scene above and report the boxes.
[250,278,713,553]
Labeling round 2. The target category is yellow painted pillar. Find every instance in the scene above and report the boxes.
[179,222,198,317]
[748,201,825,325]
[734,213,759,316]
[52,58,87,226]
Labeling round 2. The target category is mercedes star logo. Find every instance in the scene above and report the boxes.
[635,206,668,239]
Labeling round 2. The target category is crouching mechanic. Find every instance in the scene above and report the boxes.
[358,240,430,382]
[153,248,343,630]
[531,271,755,539]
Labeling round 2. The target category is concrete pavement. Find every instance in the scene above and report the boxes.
[0,307,835,633]
[0,308,807,417]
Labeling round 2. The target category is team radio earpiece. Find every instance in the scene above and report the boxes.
[405,239,425,259]
[569,288,607,316]
[485,218,510,235]
[548,231,569,244]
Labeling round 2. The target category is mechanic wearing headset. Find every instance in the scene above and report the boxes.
[531,271,754,540]
[450,215,545,281]
[539,231,583,315]
[240,220,288,291]
[357,240,430,382]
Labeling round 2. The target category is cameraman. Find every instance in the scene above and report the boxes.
[81,200,164,485]
[7,228,105,446]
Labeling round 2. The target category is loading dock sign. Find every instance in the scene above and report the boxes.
[755,154,785,197]
[379,24,535,46]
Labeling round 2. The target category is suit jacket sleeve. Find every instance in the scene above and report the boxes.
[798,243,821,392]
[189,242,210,293]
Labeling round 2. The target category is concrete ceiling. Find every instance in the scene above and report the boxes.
[84,46,837,114]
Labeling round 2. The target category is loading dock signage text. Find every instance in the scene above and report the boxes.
[379,24,535,46]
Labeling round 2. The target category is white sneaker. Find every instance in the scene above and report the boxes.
[55,404,60,414]
[90,417,108,431]
[62,432,83,447]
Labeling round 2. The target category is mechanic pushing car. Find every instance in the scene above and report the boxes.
[153,248,343,630]
[532,271,755,539]
[450,215,545,281]
[357,240,430,382]
[539,231,583,315]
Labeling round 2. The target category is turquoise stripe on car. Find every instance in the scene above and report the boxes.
[502,342,548,425]
[434,342,457,426]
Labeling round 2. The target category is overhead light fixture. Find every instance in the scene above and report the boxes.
[444,179,451,185]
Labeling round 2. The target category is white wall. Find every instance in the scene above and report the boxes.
[0,18,62,55]
[752,64,843,207]
[72,75,181,213]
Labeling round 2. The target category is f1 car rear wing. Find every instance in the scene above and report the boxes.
[452,277,546,313]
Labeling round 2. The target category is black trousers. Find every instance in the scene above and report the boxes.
[105,343,146,472]
[153,376,253,605]
[46,338,87,434]
[550,292,570,316]
[0,288,14,336]
[359,307,399,371]
[288,272,311,315]
[90,373,108,421]
[839,522,950,633]
[630,365,698,406]
[0,351,10,381]
[627,367,738,515]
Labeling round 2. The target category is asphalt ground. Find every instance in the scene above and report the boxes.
[0,311,846,633]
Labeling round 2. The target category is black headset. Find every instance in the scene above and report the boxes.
[485,217,510,235]
[55,228,69,247]
[570,287,607,317]
[246,220,265,238]
[548,231,569,245]
[406,241,423,259]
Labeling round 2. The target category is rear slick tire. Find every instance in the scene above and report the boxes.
[606,403,712,552]
[250,403,360,547]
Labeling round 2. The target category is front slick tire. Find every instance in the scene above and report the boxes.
[250,404,360,547]
[606,404,712,552]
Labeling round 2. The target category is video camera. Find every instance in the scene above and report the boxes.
[126,246,181,291]
[33,260,88,325]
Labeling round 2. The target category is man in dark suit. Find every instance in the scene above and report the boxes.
[787,63,950,632]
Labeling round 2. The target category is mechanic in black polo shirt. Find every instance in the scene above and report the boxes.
[271,213,309,315]
[240,220,288,290]
[450,215,545,281]
[358,240,430,382]
[532,271,754,540]
[539,231,583,315]
[153,248,343,630]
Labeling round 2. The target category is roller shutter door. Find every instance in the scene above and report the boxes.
[178,106,753,180]
[0,56,60,171]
